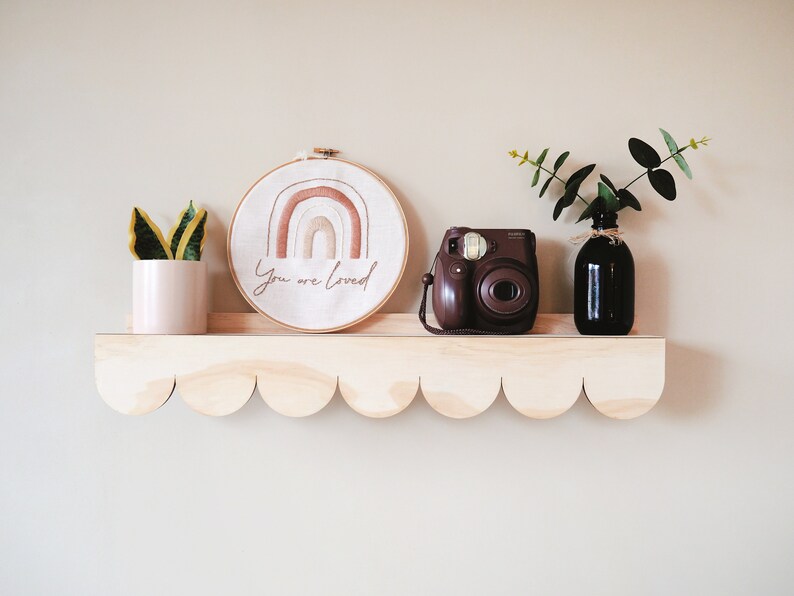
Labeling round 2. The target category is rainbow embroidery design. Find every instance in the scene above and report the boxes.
[266,180,369,260]
[229,158,408,332]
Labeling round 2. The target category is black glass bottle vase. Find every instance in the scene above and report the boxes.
[573,211,634,335]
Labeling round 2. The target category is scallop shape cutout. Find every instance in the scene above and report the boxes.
[335,337,420,417]
[420,374,500,418]
[95,335,176,415]
[418,337,511,418]
[502,354,583,419]
[258,362,337,417]
[339,373,418,418]
[177,364,256,416]
[583,338,665,419]
[418,337,504,418]
[95,333,665,419]
[97,373,175,416]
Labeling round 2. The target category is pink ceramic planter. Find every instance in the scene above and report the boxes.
[132,260,207,334]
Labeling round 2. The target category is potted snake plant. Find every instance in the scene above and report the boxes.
[129,201,209,334]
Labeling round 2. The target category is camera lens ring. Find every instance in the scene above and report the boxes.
[477,265,533,317]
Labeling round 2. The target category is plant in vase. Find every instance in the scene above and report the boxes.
[129,201,208,260]
[128,202,209,334]
[509,129,710,335]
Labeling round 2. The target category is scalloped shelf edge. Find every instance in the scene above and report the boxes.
[95,314,665,420]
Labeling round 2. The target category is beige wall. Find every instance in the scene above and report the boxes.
[2,0,793,593]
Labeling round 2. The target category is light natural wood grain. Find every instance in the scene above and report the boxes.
[336,338,419,417]
[419,340,503,418]
[582,337,665,419]
[95,335,176,415]
[95,326,664,419]
[501,341,584,419]
[256,348,338,418]
[176,347,256,416]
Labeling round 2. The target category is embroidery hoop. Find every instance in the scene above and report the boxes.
[227,155,408,333]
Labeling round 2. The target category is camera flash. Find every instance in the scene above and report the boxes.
[463,232,487,261]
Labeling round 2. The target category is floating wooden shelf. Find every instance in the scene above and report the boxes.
[94,313,665,420]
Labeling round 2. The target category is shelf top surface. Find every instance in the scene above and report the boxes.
[110,312,662,339]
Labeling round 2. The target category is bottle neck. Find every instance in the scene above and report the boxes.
[592,211,618,230]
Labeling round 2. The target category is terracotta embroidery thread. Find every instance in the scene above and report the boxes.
[229,157,407,332]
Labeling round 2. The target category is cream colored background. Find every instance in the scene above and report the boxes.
[2,0,793,594]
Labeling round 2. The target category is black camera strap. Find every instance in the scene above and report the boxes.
[418,253,511,336]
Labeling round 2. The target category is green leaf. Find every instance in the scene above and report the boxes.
[628,138,662,168]
[617,188,642,211]
[648,168,677,200]
[553,196,566,221]
[576,200,596,223]
[167,200,198,256]
[129,208,173,260]
[531,168,540,187]
[562,177,583,207]
[553,151,570,171]
[175,209,208,260]
[689,138,699,150]
[659,128,679,155]
[566,164,596,188]
[599,174,617,194]
[673,153,693,179]
[523,151,529,160]
[539,175,554,198]
[597,182,619,212]
[536,148,549,166]
[581,197,610,222]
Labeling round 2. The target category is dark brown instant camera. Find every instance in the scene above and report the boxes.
[429,227,539,334]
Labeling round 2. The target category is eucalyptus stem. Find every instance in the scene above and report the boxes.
[622,146,689,191]
[512,133,709,222]
[534,163,590,206]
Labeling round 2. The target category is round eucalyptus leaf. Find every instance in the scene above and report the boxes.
[648,168,677,200]
[617,188,642,211]
[597,182,619,212]
[566,164,596,187]
[562,177,582,207]
[628,138,662,168]
[600,174,618,194]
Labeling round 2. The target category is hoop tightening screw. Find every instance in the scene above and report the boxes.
[313,147,340,159]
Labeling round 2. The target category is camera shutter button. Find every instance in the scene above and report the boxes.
[449,261,468,279]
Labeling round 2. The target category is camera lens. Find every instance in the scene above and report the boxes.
[492,280,519,301]
[478,266,532,317]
